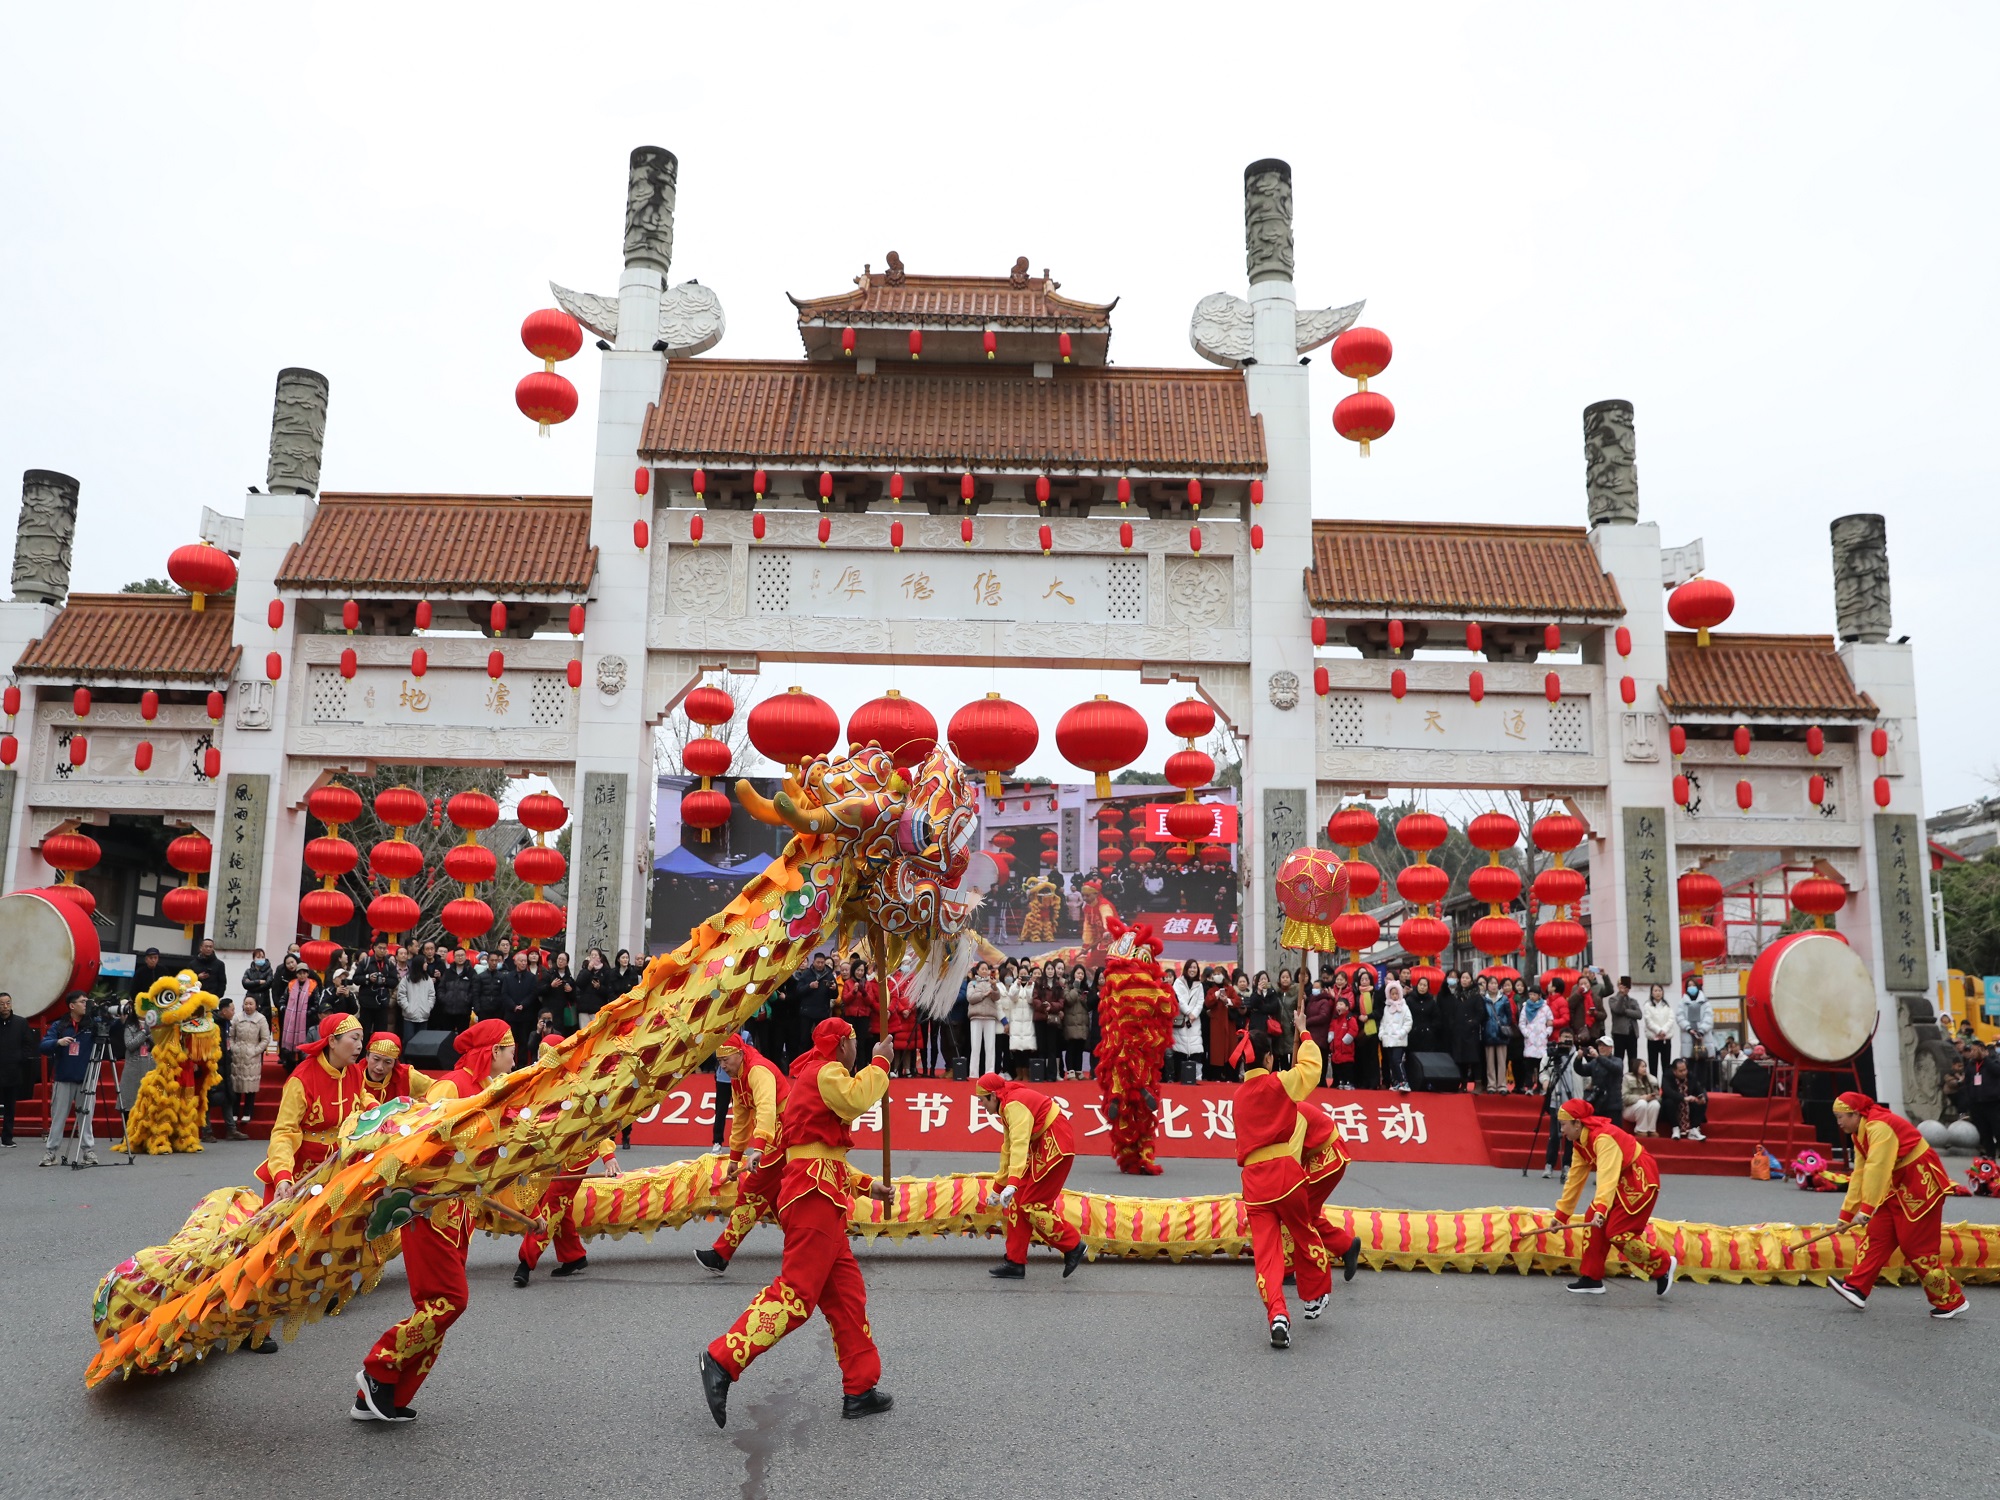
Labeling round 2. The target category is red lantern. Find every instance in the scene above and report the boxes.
[1250,524,1264,551]
[888,473,903,504]
[1332,910,1380,955]
[340,647,357,680]
[1039,523,1052,556]
[1250,480,1264,506]
[441,897,495,944]
[1116,477,1131,508]
[71,687,90,717]
[1870,726,1889,758]
[368,892,421,938]
[1619,675,1636,705]
[1314,665,1330,696]
[690,514,704,546]
[520,307,583,366]
[166,542,237,611]
[1341,861,1381,902]
[1470,914,1523,960]
[515,371,578,433]
[1534,919,1588,961]
[41,829,99,877]
[446,789,498,832]
[1531,866,1587,909]
[1468,670,1485,704]
[1327,807,1379,850]
[1615,626,1632,657]
[1398,914,1452,960]
[1035,475,1051,508]
[411,647,428,677]
[1189,525,1202,554]
[1387,619,1404,654]
[752,513,767,543]
[1059,331,1073,363]
[962,517,975,547]
[268,599,285,630]
[1186,479,1202,512]
[160,885,207,936]
[0,735,13,767]
[206,690,225,722]
[1669,724,1687,757]
[635,519,650,549]
[816,472,833,504]
[298,887,354,931]
[1395,863,1451,908]
[443,844,498,885]
[683,736,732,781]
[948,693,1040,797]
[1165,846,1193,867]
[372,784,426,830]
[1790,877,1848,927]
[680,788,731,838]
[818,516,831,547]
[635,467,650,496]
[1736,780,1753,811]
[1118,521,1133,552]
[1808,773,1826,806]
[1164,801,1214,845]
[1465,623,1482,653]
[1165,697,1215,742]
[1544,673,1561,703]
[1543,624,1562,654]
[1056,696,1148,797]
[487,601,508,635]
[1677,870,1723,913]
[848,690,938,767]
[841,327,856,356]
[909,330,923,360]
[134,741,153,773]
[685,684,734,726]
[1532,814,1586,855]
[1128,844,1157,866]
[340,599,360,632]
[1668,577,1734,645]
[70,736,88,767]
[1733,725,1751,757]
[1678,922,1726,967]
[1468,864,1522,907]
[308,783,363,828]
[983,330,997,360]
[1466,812,1520,853]
[1674,773,1691,806]
[961,473,976,505]
[693,468,708,503]
[1806,726,1824,757]
[514,844,568,888]
[749,687,840,769]
[1395,811,1449,853]
[166,832,212,876]
[368,838,424,882]
[891,520,904,553]
[517,791,568,835]
[1332,390,1394,455]
[1,686,16,717]
[415,600,432,631]
[487,650,504,679]
[267,651,283,681]
[1390,668,1406,699]
[1330,326,1393,382]
[566,659,582,690]
[1873,776,1891,808]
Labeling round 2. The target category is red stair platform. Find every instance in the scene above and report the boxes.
[12,1054,287,1143]
[1471,1090,1820,1176]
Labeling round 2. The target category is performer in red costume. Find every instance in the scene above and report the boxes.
[1289,1033,1363,1283]
[353,1018,517,1422]
[258,1013,366,1204]
[514,1034,619,1286]
[1234,1021,1333,1348]
[694,1032,790,1275]
[1552,1099,1677,1297]
[975,1071,1086,1280]
[1827,1091,1968,1319]
[701,1018,896,1428]
[358,1032,445,1109]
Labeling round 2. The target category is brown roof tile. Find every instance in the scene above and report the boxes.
[790,270,1114,330]
[1661,632,1877,719]
[14,593,242,683]
[275,494,597,596]
[1306,520,1625,619]
[639,360,1264,474]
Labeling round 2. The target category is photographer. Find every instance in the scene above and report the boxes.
[1573,1037,1626,1123]
[39,993,100,1167]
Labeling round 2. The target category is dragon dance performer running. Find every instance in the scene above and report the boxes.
[358,1031,447,1109]
[694,1032,789,1276]
[1827,1091,1968,1319]
[258,1013,367,1205]
[514,1034,620,1286]
[353,1018,516,1422]
[701,1018,896,1428]
[1552,1099,1677,1297]
[1235,1020,1332,1348]
[974,1072,1086,1280]
[1288,1034,1363,1283]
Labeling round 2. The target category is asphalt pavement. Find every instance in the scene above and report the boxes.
[3,1138,1996,1500]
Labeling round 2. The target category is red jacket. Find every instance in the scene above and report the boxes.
[887,996,920,1048]
[1327,1014,1359,1064]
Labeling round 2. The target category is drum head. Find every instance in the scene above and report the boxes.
[0,889,99,1018]
[1763,932,1875,1064]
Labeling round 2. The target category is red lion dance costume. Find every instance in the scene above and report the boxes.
[1093,921,1176,1176]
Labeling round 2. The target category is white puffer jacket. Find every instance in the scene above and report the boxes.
[1171,975,1207,1055]
[1378,996,1413,1049]
[1002,979,1038,1045]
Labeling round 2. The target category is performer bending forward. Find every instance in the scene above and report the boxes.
[1291,1034,1363,1283]
[259,1014,366,1206]
[1553,1099,1677,1297]
[1235,1021,1332,1348]
[701,1019,896,1427]
[975,1071,1086,1280]
[1828,1091,1967,1319]
[695,1032,789,1275]
[515,1034,619,1286]
[353,1018,514,1422]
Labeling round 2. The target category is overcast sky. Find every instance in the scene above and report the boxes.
[2,3,1993,812]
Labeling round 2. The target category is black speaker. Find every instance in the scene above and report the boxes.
[404,1029,457,1069]
[950,1056,969,1081]
[1406,1050,1462,1093]
[1028,1056,1053,1082]
[1180,1056,1203,1086]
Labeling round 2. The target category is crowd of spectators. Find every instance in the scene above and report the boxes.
[978,863,1238,944]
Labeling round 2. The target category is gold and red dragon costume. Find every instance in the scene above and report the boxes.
[517,1033,617,1277]
[1093,921,1176,1176]
[1831,1090,1967,1316]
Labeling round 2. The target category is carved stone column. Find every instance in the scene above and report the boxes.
[1243,158,1294,285]
[624,145,679,272]
[265,368,330,496]
[1582,399,1640,526]
[13,469,79,604]
[1830,513,1891,644]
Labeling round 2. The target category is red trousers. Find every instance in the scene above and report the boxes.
[1002,1157,1082,1263]
[1578,1186,1666,1280]
[711,1157,781,1264]
[1248,1181,1331,1321]
[364,1213,470,1406]
[708,1189,881,1396]
[519,1171,586,1269]
[1846,1197,1966,1311]
[1304,1149,1356,1258]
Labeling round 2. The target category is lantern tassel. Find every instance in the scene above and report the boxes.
[1095,772,1111,799]
[190,592,206,613]
[985,771,1003,798]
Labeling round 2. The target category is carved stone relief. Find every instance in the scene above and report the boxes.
[1165,559,1231,629]
[1830,513,1891,644]
[623,145,678,272]
[668,548,732,619]
[234,678,274,730]
[1620,711,1660,762]
[1243,159,1295,284]
[13,469,79,604]
[1268,671,1300,711]
[596,654,628,705]
[1582,399,1639,527]
[266,368,330,495]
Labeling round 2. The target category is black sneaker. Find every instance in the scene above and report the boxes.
[842,1387,893,1419]
[1269,1316,1291,1349]
[699,1351,731,1428]
[988,1260,1026,1279]
[1931,1302,1967,1320]
[694,1247,729,1275]
[1828,1277,1867,1310]
[549,1256,588,1278]
[1342,1239,1363,1282]
[1566,1277,1606,1295]
[512,1262,531,1289]
[1654,1256,1678,1298]
[242,1335,279,1354]
[1063,1242,1087,1278]
[353,1370,411,1422]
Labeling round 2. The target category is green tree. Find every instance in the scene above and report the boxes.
[1940,852,2000,978]
[121,578,184,595]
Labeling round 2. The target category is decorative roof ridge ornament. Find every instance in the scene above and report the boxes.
[1189,292,1365,367]
[548,279,725,357]
[884,249,907,286]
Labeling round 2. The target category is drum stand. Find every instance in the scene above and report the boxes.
[1757,1062,1860,1167]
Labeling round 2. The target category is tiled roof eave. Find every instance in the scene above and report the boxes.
[1660,699,1879,721]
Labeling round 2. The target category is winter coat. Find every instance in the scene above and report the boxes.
[240,959,276,1008]
[398,970,436,1027]
[1001,979,1038,1047]
[0,1013,37,1098]
[1302,989,1334,1043]
[1378,997,1413,1049]
[887,995,920,1049]
[1519,1000,1552,1060]
[1678,990,1714,1052]
[436,965,476,1018]
[1406,990,1439,1051]
[40,1017,91,1085]
[1062,982,1092,1043]
[228,1010,274,1094]
[1606,988,1643,1037]
[1641,996,1677,1043]
[1206,984,1242,1068]
[1171,976,1206,1057]
[966,978,1000,1022]
[1482,993,1517,1045]
[1327,1014,1359,1064]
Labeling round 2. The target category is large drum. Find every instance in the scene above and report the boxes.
[1743,930,1876,1066]
[0,888,101,1021]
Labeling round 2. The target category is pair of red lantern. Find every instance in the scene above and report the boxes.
[516,309,584,435]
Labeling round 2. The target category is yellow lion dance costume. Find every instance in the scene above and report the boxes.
[1018,874,1062,943]
[116,972,222,1155]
